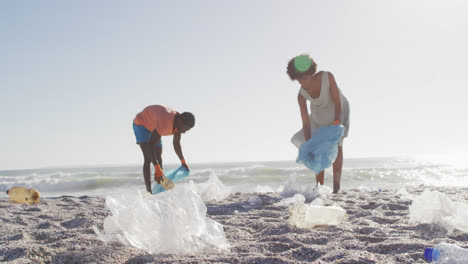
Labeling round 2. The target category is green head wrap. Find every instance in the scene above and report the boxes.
[293,55,312,73]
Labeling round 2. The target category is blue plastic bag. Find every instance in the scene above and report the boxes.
[296,125,344,174]
[152,166,190,195]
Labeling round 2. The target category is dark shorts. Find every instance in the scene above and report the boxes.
[133,123,162,147]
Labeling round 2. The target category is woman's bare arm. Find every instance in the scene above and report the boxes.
[298,93,311,141]
[329,72,342,122]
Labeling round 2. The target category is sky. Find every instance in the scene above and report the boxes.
[1,0,468,170]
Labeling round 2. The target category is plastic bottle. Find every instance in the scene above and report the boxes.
[424,243,468,263]
[7,187,40,204]
[289,203,347,228]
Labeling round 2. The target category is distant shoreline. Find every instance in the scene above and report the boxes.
[0,155,418,172]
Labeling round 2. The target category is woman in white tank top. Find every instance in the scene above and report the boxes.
[287,54,350,193]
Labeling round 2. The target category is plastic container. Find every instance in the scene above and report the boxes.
[159,175,175,191]
[424,243,468,263]
[152,166,190,194]
[289,203,347,228]
[7,187,40,204]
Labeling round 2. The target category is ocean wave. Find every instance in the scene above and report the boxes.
[1,157,467,197]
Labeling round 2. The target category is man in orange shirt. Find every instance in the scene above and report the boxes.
[133,105,195,193]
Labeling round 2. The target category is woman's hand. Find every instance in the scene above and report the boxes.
[181,159,189,171]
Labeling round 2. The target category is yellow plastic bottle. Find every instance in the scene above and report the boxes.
[7,187,40,204]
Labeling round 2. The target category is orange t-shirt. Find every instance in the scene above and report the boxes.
[133,105,179,136]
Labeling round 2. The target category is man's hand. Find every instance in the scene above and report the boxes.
[154,164,164,184]
[181,159,189,171]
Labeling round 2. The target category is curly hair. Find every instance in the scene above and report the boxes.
[180,112,195,128]
[286,54,317,81]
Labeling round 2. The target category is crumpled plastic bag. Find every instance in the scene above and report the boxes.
[94,184,230,254]
[296,125,344,174]
[409,189,468,234]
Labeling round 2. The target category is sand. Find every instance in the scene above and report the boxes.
[1,186,468,264]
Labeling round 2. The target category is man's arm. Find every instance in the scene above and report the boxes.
[173,132,185,161]
[173,132,190,170]
[329,72,342,123]
[298,93,311,141]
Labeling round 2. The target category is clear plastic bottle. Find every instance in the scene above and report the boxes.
[7,187,40,204]
[289,204,347,228]
[424,243,468,263]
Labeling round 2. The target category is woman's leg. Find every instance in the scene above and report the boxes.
[333,146,343,193]
[316,171,325,185]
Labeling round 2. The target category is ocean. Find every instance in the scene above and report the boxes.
[1,155,467,198]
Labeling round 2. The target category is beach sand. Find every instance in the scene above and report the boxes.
[1,186,467,264]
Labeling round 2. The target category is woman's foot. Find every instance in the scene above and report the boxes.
[333,183,340,193]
